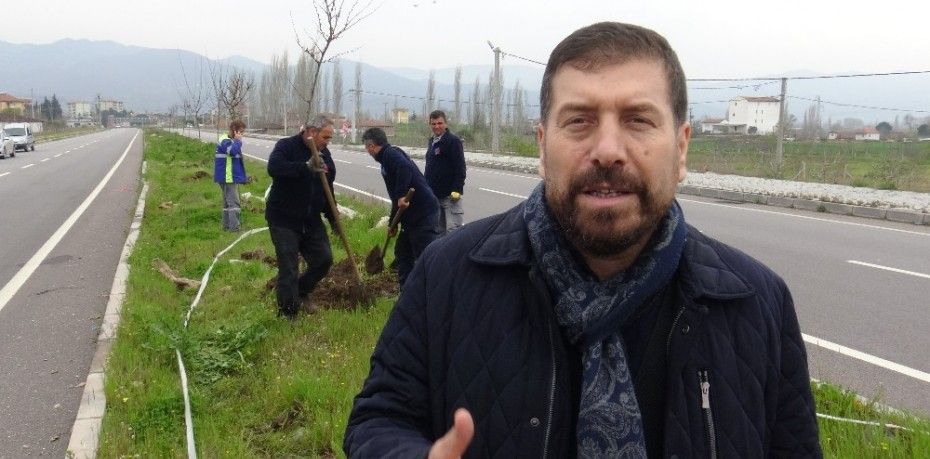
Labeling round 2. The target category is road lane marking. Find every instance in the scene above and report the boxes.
[679,198,930,237]
[21,164,35,169]
[479,187,527,199]
[41,158,50,162]
[0,172,9,178]
[847,260,930,280]
[803,334,930,383]
[334,159,353,164]
[0,132,140,315]
[365,165,380,170]
[54,154,62,158]
[334,183,390,203]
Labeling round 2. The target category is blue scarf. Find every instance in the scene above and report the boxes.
[524,182,687,458]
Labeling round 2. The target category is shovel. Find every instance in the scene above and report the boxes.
[308,140,372,308]
[365,188,415,275]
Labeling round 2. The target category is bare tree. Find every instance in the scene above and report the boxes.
[332,60,344,117]
[470,76,485,128]
[292,0,376,122]
[321,68,332,114]
[423,70,436,117]
[453,66,462,124]
[176,51,208,139]
[212,64,255,123]
[354,62,363,134]
[512,80,527,134]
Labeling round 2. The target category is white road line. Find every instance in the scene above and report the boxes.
[0,172,9,178]
[333,159,353,164]
[365,165,380,170]
[479,187,527,199]
[803,334,930,383]
[54,154,62,158]
[41,158,50,162]
[21,164,34,169]
[334,183,390,203]
[678,197,930,237]
[847,260,930,280]
[0,132,139,314]
[478,169,540,180]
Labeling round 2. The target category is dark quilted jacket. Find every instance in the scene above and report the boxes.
[345,202,821,458]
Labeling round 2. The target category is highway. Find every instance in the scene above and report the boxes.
[0,128,143,456]
[197,129,930,416]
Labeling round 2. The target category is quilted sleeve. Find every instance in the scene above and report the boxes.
[770,284,823,458]
[344,259,433,458]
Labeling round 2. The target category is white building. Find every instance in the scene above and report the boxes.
[97,99,124,112]
[725,96,781,134]
[68,101,94,119]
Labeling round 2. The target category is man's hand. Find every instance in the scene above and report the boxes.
[307,157,325,173]
[428,409,474,459]
[398,196,411,210]
[450,191,461,201]
[388,225,398,237]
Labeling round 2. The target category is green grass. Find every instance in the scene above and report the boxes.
[98,130,930,457]
[813,382,930,458]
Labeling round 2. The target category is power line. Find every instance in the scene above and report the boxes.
[787,95,930,114]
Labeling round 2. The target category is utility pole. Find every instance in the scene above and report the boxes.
[775,77,787,170]
[488,41,501,154]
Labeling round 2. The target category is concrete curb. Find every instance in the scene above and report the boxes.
[677,184,929,226]
[66,165,149,458]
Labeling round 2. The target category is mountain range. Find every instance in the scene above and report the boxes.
[1,39,928,126]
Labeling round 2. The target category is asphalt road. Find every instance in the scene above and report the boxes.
[183,129,930,416]
[0,128,142,457]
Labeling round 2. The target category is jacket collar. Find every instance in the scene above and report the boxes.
[468,202,755,301]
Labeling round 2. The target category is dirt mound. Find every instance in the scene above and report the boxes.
[187,170,210,181]
[264,258,398,310]
[242,249,277,267]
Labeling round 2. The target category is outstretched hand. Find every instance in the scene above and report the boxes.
[428,409,474,459]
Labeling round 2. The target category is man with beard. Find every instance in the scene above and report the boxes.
[345,22,821,459]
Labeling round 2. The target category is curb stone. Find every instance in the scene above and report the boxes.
[66,171,149,458]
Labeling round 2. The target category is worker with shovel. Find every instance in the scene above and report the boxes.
[362,127,440,287]
[265,116,338,318]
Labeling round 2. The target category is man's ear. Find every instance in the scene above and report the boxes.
[537,124,547,179]
[676,122,691,182]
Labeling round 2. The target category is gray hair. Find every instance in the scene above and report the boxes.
[303,115,334,131]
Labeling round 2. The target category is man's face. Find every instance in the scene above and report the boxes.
[364,141,378,158]
[303,126,334,151]
[429,117,447,137]
[537,58,690,258]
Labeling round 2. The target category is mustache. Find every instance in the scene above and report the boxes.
[567,166,644,195]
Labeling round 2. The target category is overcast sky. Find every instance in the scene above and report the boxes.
[5,0,929,78]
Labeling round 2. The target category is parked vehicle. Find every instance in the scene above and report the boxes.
[0,130,15,158]
[3,123,35,151]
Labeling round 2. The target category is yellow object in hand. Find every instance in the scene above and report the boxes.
[450,191,461,201]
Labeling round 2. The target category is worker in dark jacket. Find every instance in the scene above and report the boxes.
[425,110,466,234]
[345,22,821,458]
[362,127,440,287]
[265,116,337,318]
[214,120,249,231]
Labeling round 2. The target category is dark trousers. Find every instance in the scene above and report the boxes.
[394,221,440,287]
[269,222,333,314]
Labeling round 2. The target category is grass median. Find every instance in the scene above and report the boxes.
[97,130,930,457]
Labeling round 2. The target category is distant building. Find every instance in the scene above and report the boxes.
[392,108,410,124]
[97,99,124,112]
[0,93,31,115]
[699,117,725,134]
[68,101,94,118]
[855,127,880,141]
[725,96,781,134]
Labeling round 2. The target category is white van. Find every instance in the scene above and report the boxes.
[3,123,35,151]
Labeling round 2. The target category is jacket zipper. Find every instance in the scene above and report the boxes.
[698,370,718,459]
[666,306,686,355]
[541,314,557,459]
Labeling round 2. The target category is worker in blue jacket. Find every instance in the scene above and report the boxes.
[214,120,248,231]
[362,127,440,287]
